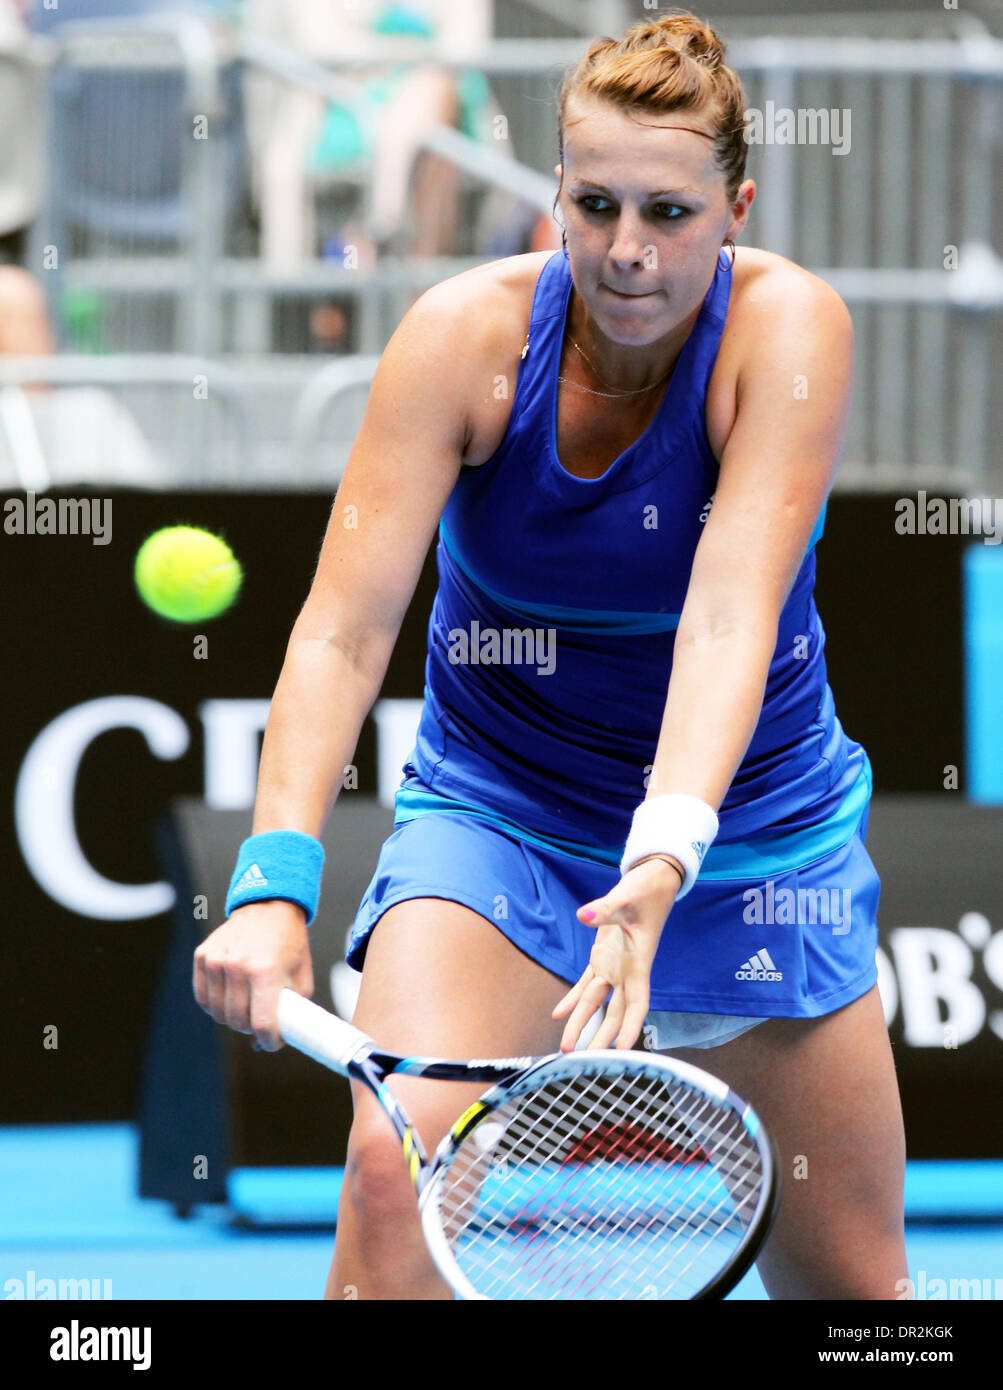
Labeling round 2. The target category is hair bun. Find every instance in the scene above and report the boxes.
[649,12,725,68]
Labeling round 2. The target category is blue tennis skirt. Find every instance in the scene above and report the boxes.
[348,764,880,1023]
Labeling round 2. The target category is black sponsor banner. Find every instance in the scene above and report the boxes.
[4,489,998,1163]
[4,489,431,1123]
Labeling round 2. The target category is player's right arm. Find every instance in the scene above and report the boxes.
[193,277,480,1049]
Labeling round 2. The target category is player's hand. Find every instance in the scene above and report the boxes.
[193,900,314,1052]
[552,857,683,1052]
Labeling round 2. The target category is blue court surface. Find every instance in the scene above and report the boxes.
[2,1124,1001,1300]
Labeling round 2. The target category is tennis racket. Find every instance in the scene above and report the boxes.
[277,988,780,1301]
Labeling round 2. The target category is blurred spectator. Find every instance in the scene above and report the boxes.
[0,1,52,371]
[0,0,41,266]
[243,0,496,266]
[0,256,167,490]
[0,264,54,359]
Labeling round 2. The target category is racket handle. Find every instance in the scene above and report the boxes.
[277,988,370,1076]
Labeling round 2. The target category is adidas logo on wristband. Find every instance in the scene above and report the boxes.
[235,863,268,892]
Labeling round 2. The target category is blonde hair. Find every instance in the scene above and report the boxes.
[556,10,749,206]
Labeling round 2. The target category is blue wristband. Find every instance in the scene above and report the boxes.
[225,830,325,926]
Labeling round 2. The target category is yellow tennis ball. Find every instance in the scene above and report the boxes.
[134,525,243,623]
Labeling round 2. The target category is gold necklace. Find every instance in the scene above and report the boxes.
[562,336,675,399]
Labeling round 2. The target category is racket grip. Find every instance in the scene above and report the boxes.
[277,989,370,1076]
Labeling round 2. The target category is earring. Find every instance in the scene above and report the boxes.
[723,238,736,267]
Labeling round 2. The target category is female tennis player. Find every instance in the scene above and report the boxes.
[194,12,909,1300]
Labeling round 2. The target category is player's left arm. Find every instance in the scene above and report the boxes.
[642,269,854,815]
[556,270,854,1051]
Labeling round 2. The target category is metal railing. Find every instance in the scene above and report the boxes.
[9,16,1002,490]
[289,356,382,482]
[0,356,250,489]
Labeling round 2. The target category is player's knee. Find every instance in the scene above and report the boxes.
[343,1116,420,1234]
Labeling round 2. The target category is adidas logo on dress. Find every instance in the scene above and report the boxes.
[735,947,783,982]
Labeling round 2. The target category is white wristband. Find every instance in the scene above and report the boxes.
[619,794,719,898]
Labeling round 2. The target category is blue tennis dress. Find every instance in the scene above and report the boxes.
[348,247,880,1042]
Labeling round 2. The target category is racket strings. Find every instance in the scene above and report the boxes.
[437,1069,766,1299]
[451,1085,755,1299]
[540,1085,759,1299]
[550,1086,759,1301]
